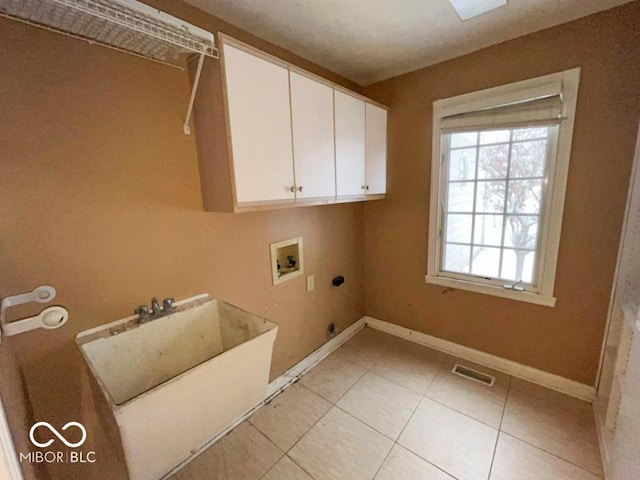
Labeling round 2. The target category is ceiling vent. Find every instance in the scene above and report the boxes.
[451,363,496,387]
[0,0,218,133]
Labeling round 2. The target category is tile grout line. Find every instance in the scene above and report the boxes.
[171,345,349,480]
[497,382,604,477]
[266,330,600,480]
[392,406,463,480]
[341,337,423,477]
[486,375,512,479]
[245,355,351,480]
[283,348,372,462]
[285,454,317,480]
[247,424,287,480]
[290,335,414,478]
[282,341,381,479]
[422,355,515,429]
[424,396,503,430]
[261,332,517,480]
[370,442,394,480]
[342,339,462,479]
[393,353,468,480]
[368,348,448,396]
[370,351,466,480]
[369,367,427,480]
[497,431,605,478]
[333,402,399,444]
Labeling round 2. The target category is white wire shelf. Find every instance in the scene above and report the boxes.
[0,0,218,134]
[0,0,218,69]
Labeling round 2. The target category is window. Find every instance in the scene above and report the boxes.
[426,69,580,306]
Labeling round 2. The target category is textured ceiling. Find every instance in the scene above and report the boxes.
[184,0,634,85]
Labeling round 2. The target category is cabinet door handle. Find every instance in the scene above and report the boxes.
[288,186,295,193]
[366,185,370,191]
[297,186,303,192]
[361,185,366,190]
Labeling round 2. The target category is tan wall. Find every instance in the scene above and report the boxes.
[362,2,640,386]
[0,2,364,478]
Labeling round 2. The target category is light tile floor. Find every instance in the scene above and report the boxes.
[171,327,603,480]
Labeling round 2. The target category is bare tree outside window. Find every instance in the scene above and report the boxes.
[443,126,550,283]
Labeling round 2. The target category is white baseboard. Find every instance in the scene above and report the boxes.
[593,396,611,479]
[364,316,596,402]
[266,318,366,398]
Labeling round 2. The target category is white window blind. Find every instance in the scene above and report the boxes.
[441,81,564,132]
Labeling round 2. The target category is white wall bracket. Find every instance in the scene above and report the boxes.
[184,52,206,135]
[0,0,219,134]
[0,286,68,344]
[0,286,56,324]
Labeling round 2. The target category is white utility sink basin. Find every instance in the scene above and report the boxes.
[76,294,278,480]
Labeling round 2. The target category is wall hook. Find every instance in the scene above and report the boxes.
[0,285,67,344]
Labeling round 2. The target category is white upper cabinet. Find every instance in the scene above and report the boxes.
[365,103,388,195]
[335,90,366,197]
[191,35,387,212]
[223,43,295,204]
[290,71,336,200]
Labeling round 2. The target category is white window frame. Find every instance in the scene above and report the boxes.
[426,68,581,307]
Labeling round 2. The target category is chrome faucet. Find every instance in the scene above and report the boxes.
[151,297,162,315]
[163,297,175,311]
[135,297,176,323]
[135,305,150,323]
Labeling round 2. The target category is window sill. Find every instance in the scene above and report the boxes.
[425,274,556,307]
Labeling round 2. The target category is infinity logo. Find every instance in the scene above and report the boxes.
[29,422,87,448]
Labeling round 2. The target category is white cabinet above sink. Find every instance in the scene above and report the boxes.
[189,34,387,213]
[224,44,295,204]
[290,70,336,201]
[335,89,366,197]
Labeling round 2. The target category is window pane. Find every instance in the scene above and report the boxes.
[476,181,506,213]
[511,140,547,178]
[501,249,535,283]
[447,182,474,212]
[507,179,542,214]
[478,144,509,179]
[449,148,477,181]
[504,215,538,249]
[450,132,477,149]
[444,243,471,273]
[471,246,501,278]
[480,129,510,145]
[473,214,503,246]
[441,124,554,287]
[512,126,548,141]
[445,213,472,243]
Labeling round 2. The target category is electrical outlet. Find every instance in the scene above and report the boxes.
[306,275,315,291]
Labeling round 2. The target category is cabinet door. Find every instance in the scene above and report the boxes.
[365,103,387,195]
[223,44,295,204]
[335,90,366,196]
[290,72,336,200]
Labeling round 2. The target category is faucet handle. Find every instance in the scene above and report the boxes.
[150,297,162,315]
[162,298,176,311]
[135,305,150,318]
